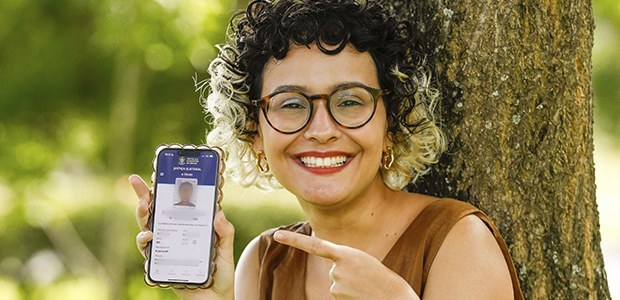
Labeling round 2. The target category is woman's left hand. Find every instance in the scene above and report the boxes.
[273,230,420,300]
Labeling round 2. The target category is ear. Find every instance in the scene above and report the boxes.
[383,108,395,148]
[252,125,264,153]
[384,130,394,149]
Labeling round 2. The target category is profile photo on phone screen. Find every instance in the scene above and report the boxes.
[174,178,197,208]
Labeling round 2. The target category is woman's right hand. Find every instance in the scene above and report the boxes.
[130,174,236,300]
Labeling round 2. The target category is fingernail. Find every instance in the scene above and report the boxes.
[273,230,285,241]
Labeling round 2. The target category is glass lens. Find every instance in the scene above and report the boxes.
[266,92,311,132]
[330,87,375,127]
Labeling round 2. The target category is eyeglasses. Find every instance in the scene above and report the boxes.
[251,83,385,134]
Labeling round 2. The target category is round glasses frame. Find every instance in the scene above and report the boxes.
[251,84,386,134]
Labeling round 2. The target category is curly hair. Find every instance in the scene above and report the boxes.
[196,0,446,190]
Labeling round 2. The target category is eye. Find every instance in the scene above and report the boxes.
[280,98,307,109]
[336,96,364,107]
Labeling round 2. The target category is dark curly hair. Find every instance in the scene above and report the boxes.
[238,0,431,136]
[199,0,446,190]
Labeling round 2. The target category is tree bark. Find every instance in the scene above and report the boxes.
[380,0,610,298]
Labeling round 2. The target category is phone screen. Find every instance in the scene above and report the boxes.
[148,148,219,285]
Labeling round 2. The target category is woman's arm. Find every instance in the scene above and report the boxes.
[422,215,514,299]
[235,236,261,300]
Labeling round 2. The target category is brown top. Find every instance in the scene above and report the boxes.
[257,198,524,299]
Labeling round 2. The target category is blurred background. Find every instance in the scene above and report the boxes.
[0,0,617,299]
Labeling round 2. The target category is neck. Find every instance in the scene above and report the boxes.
[297,174,401,252]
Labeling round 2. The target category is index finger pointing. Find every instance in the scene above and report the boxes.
[273,230,342,261]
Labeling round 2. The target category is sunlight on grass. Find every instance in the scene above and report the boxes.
[30,277,109,300]
[0,278,22,300]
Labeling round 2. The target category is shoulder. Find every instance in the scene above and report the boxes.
[235,222,309,298]
[235,235,261,299]
[258,221,310,244]
[241,221,309,267]
[402,194,480,227]
[394,195,482,241]
[402,193,478,212]
[422,211,514,299]
[427,197,479,213]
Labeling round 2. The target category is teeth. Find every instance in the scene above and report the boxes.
[300,155,348,168]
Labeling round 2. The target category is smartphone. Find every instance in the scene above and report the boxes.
[146,146,220,286]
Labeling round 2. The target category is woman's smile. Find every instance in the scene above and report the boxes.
[292,151,354,174]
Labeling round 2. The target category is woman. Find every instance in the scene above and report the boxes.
[131,0,524,299]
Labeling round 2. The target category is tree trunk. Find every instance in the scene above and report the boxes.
[380,0,610,298]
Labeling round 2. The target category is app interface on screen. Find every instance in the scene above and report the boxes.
[149,149,218,283]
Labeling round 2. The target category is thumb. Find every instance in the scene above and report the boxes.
[213,209,235,265]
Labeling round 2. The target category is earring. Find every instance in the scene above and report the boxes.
[256,150,270,173]
[382,146,394,170]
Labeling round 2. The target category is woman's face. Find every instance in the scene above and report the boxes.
[254,44,391,208]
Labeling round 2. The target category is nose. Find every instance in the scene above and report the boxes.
[303,100,342,143]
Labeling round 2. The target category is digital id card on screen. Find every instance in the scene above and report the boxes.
[149,149,218,284]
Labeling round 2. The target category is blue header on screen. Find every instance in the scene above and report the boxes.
[156,149,218,185]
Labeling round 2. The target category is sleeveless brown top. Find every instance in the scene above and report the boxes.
[257,198,524,299]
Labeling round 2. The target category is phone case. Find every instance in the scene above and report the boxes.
[143,143,226,290]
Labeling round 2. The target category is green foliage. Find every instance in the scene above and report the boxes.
[0,0,299,298]
[593,11,620,141]
[594,0,620,29]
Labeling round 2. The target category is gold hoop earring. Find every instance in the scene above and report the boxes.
[256,150,270,174]
[382,146,394,170]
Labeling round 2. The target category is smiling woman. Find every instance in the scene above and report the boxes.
[199,0,446,191]
[132,0,524,299]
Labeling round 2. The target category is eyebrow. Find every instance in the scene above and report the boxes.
[268,81,376,95]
